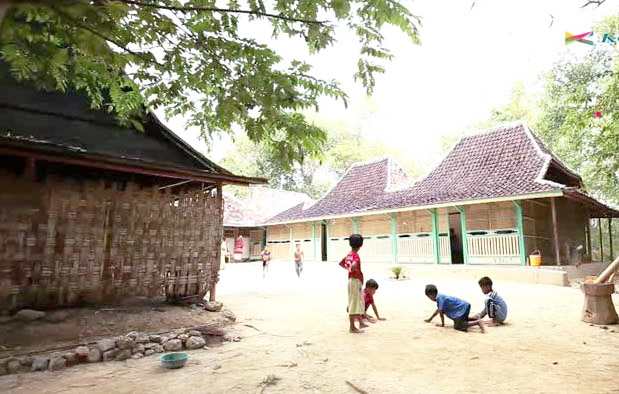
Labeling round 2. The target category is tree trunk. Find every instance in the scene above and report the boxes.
[0,5,11,29]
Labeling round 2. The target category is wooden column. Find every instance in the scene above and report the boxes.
[312,222,317,262]
[24,157,36,180]
[586,218,592,259]
[608,218,614,261]
[550,197,561,266]
[599,218,604,262]
[455,206,469,264]
[429,209,440,264]
[513,201,527,266]
[390,213,398,264]
[210,181,223,302]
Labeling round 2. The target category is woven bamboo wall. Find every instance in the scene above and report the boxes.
[0,174,221,311]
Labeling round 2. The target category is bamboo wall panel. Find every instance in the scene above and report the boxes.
[292,223,312,239]
[358,215,390,235]
[329,219,352,237]
[397,211,432,233]
[0,175,221,311]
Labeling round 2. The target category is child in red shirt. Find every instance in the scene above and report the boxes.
[362,279,386,323]
[339,234,367,333]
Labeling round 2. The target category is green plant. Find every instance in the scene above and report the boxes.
[390,266,406,280]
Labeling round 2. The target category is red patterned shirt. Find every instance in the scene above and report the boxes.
[363,288,374,312]
[339,252,363,283]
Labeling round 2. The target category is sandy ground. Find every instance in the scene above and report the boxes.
[2,260,618,394]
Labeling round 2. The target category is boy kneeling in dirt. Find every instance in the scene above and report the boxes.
[362,279,386,323]
[424,284,485,333]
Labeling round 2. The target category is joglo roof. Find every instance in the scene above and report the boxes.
[269,122,618,223]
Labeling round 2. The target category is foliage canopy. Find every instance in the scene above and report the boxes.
[0,0,420,167]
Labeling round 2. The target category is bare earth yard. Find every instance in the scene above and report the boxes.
[2,260,618,394]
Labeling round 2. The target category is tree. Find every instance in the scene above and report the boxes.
[481,15,619,205]
[219,116,426,199]
[0,1,421,167]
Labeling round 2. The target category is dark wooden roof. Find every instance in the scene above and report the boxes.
[269,122,618,222]
[0,63,264,186]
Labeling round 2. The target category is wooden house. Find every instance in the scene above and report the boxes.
[223,187,312,261]
[265,122,618,266]
[0,65,263,311]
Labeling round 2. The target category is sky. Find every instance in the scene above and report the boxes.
[159,0,617,170]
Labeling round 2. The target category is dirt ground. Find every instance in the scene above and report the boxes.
[1,260,618,394]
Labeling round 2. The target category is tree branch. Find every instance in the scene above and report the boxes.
[50,6,163,67]
[116,0,328,25]
[581,0,606,8]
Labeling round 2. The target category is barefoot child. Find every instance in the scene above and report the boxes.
[260,246,271,278]
[471,276,507,325]
[362,279,386,323]
[294,244,304,278]
[424,284,485,333]
[339,234,367,333]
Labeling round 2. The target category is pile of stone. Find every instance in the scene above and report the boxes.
[0,328,223,376]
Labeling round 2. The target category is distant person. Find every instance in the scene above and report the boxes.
[220,238,228,270]
[339,234,367,334]
[260,246,271,278]
[233,235,244,262]
[362,279,386,323]
[471,276,507,326]
[424,284,485,333]
[294,244,304,277]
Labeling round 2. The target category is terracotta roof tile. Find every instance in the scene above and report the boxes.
[269,122,584,223]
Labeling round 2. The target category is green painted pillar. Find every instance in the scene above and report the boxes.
[325,221,330,261]
[390,213,398,263]
[352,217,359,234]
[312,222,316,262]
[455,206,469,265]
[429,209,440,264]
[608,218,614,261]
[513,201,527,266]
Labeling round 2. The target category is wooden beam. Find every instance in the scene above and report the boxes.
[609,218,614,261]
[513,201,527,266]
[210,181,223,302]
[586,218,592,259]
[0,146,264,186]
[599,218,604,262]
[550,197,561,266]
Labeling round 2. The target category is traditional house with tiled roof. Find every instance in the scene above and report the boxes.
[223,187,312,261]
[265,122,618,268]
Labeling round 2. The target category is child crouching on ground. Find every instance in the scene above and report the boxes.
[362,279,386,323]
[339,234,367,334]
[424,284,485,333]
[471,276,507,326]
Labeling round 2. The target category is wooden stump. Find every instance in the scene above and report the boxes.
[581,282,618,325]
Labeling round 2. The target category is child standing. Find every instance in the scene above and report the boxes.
[471,276,508,325]
[294,244,304,277]
[260,246,271,278]
[339,234,367,333]
[424,284,485,333]
[362,279,386,322]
